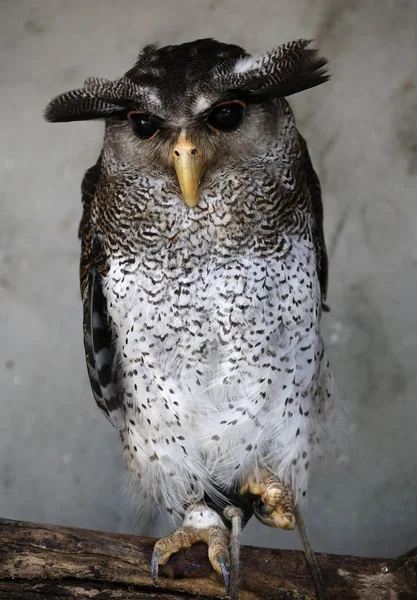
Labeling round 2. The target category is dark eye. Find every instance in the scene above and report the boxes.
[207,101,245,132]
[128,111,160,140]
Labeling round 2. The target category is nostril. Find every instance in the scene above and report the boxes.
[190,148,198,156]
[174,150,180,157]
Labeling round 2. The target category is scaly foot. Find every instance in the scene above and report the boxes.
[241,467,296,530]
[241,469,326,599]
[151,503,231,594]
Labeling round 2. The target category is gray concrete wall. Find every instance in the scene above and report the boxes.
[1,0,416,558]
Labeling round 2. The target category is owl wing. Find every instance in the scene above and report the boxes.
[79,156,125,429]
[299,134,329,307]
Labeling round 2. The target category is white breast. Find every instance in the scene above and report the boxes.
[103,236,334,516]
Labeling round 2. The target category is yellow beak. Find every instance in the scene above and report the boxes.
[172,131,205,207]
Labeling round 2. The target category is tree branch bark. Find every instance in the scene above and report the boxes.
[0,517,415,599]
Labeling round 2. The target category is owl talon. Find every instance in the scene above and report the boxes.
[253,500,295,529]
[253,498,277,527]
[214,551,231,596]
[150,504,231,592]
[151,547,162,586]
[241,468,296,530]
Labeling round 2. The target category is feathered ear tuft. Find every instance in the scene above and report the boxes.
[83,76,156,108]
[215,39,330,100]
[44,87,123,123]
[44,76,161,123]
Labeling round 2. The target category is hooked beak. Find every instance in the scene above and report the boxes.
[172,131,206,207]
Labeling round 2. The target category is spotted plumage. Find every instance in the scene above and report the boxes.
[45,38,334,598]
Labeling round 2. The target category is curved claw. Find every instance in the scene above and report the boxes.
[253,498,296,530]
[215,551,231,596]
[151,547,162,587]
[253,499,276,527]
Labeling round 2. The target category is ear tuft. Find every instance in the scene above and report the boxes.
[44,87,120,123]
[215,39,330,99]
[44,75,160,123]
[83,76,150,107]
[83,77,113,94]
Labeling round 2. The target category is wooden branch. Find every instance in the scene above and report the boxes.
[0,518,416,599]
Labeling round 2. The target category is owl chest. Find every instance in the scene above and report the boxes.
[104,238,319,430]
[106,255,279,373]
[103,237,323,503]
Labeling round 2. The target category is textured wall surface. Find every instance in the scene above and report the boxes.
[1,0,416,558]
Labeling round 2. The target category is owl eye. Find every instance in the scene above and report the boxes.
[207,101,245,132]
[128,111,160,140]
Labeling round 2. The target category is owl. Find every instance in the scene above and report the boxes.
[45,38,334,599]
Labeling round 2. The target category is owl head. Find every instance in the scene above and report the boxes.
[45,38,328,207]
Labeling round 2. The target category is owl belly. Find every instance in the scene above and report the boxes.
[104,240,333,514]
